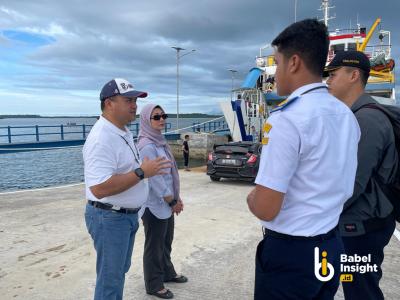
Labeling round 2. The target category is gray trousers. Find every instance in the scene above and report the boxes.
[142,208,177,293]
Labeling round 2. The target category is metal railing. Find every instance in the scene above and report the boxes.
[0,118,228,145]
[191,120,229,133]
[0,123,173,144]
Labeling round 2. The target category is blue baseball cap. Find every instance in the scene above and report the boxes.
[100,78,148,101]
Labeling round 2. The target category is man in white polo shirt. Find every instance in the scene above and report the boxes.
[247,19,360,299]
[83,78,171,300]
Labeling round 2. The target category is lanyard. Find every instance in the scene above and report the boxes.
[120,136,140,165]
[300,85,327,95]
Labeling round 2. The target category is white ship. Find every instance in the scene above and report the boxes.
[221,0,396,142]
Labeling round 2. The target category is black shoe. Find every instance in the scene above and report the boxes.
[165,275,188,283]
[148,289,174,299]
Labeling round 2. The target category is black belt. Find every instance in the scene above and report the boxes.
[87,200,140,214]
[263,227,337,241]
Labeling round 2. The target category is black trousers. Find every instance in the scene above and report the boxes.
[183,152,189,167]
[142,208,177,293]
[255,231,343,300]
[341,215,396,300]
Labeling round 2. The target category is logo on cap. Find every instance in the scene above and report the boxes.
[119,82,133,91]
[100,78,147,100]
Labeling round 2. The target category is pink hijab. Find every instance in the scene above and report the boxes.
[137,103,180,199]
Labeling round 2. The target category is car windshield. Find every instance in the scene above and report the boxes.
[214,146,249,154]
[214,142,259,154]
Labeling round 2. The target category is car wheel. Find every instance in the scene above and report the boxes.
[210,176,221,182]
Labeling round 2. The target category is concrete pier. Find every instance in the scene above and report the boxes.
[169,133,228,160]
[0,168,399,299]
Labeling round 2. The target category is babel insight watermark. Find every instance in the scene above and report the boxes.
[314,247,378,282]
[340,254,378,274]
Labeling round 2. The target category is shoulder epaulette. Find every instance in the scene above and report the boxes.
[271,96,300,113]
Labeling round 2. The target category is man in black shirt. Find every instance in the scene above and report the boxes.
[182,135,190,171]
[326,51,397,300]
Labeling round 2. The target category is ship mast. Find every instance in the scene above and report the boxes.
[320,0,335,26]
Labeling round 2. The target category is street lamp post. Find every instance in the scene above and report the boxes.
[228,69,238,101]
[172,47,196,131]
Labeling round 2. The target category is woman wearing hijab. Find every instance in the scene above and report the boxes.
[137,103,188,299]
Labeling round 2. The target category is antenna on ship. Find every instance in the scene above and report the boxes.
[319,0,335,26]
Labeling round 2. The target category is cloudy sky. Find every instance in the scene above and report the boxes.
[0,0,398,116]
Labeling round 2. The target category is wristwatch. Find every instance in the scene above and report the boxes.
[134,168,145,180]
[168,199,178,207]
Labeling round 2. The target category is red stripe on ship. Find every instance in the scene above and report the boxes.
[329,34,366,40]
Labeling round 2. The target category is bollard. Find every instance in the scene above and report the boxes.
[61,125,64,140]
[35,125,39,142]
[83,124,86,139]
[7,126,11,143]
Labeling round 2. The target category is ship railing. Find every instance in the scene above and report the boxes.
[329,28,366,36]
[328,45,392,63]
[364,45,392,59]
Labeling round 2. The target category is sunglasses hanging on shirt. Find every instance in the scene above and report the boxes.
[150,114,168,121]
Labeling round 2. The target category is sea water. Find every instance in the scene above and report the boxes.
[0,117,217,192]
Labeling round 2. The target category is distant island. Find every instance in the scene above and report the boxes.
[0,113,222,119]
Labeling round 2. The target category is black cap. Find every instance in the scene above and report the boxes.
[323,51,370,77]
[100,78,148,101]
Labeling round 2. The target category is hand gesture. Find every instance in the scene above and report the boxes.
[141,156,172,178]
[172,198,184,215]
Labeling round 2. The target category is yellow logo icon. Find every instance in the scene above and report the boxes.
[314,247,335,282]
[340,274,353,282]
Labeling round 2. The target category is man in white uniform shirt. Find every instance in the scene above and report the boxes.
[83,78,171,300]
[247,20,360,299]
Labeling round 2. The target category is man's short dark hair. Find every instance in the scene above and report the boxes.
[349,67,369,87]
[185,135,189,139]
[359,69,369,87]
[100,96,114,111]
[100,98,110,111]
[271,19,329,76]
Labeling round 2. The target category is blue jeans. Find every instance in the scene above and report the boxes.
[85,203,139,300]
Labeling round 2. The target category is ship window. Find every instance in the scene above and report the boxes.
[332,44,345,52]
[347,43,357,51]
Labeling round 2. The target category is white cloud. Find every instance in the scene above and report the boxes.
[21,23,70,37]
[0,6,27,22]
[0,0,398,115]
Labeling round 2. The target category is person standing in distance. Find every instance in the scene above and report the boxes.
[250,125,259,142]
[182,135,190,171]
[326,51,397,300]
[83,78,171,300]
[246,19,360,299]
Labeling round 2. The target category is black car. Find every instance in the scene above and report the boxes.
[206,141,262,182]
